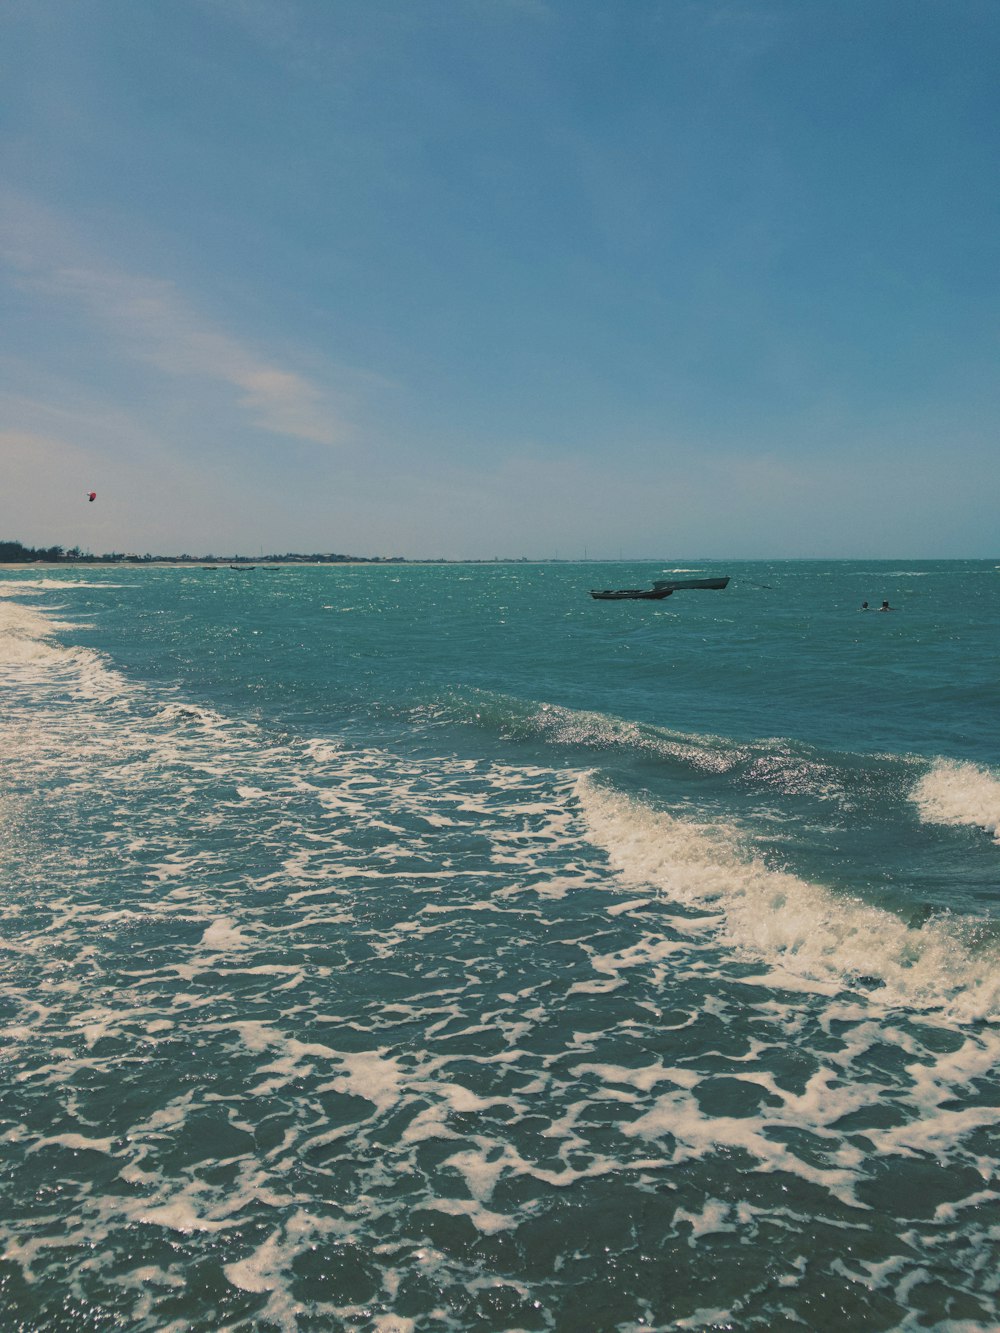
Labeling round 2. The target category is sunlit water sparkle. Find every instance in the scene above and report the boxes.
[1,561,998,1330]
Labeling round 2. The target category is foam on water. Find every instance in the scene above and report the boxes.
[0,586,128,703]
[912,759,1000,844]
[0,577,130,590]
[2,578,999,1331]
[577,776,1000,1023]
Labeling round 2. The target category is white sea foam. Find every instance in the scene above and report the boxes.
[911,759,1000,844]
[577,776,1000,1022]
[27,1132,117,1155]
[0,577,128,590]
[672,1199,741,1241]
[5,578,999,1329]
[594,1064,867,1206]
[673,1308,735,1330]
[423,1198,517,1235]
[224,1228,286,1291]
[200,917,248,951]
[0,593,127,702]
[136,1199,236,1235]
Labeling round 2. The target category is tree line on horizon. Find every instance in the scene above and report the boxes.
[0,540,85,563]
[0,539,409,564]
[0,539,536,564]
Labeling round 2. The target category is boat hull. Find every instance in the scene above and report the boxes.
[652,576,729,591]
[590,587,674,600]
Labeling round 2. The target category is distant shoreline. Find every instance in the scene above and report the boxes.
[0,553,546,569]
[0,557,633,571]
[1,557,585,569]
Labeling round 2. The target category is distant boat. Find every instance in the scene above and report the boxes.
[590,575,729,601]
[229,565,256,572]
[590,586,674,600]
[652,576,729,591]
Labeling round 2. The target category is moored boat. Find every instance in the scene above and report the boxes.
[590,574,730,600]
[652,576,729,591]
[590,586,674,600]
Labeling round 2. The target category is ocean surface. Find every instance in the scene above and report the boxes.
[1,559,998,1332]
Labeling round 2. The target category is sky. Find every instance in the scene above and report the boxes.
[2,0,998,559]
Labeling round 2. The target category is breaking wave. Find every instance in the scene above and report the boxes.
[911,759,1000,845]
[577,776,1000,1023]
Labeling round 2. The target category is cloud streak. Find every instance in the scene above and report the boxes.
[1,193,347,447]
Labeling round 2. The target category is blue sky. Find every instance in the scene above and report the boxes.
[2,0,998,558]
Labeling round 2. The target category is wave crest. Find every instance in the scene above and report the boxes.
[577,776,1000,1022]
[911,760,1000,844]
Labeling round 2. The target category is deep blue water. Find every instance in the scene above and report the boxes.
[1,560,998,1331]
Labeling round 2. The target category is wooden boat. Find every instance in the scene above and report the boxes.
[590,586,674,600]
[652,576,730,591]
[590,575,729,601]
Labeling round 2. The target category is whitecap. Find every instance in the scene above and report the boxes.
[911,759,1000,844]
[576,776,1000,1022]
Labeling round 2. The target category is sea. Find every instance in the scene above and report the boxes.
[1,559,998,1333]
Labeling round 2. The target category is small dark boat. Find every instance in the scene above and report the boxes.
[229,564,257,571]
[591,586,674,600]
[590,575,730,601]
[652,576,730,591]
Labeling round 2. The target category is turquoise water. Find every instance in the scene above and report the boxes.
[1,560,998,1331]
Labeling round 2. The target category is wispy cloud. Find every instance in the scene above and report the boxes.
[0,192,347,446]
[47,266,344,445]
